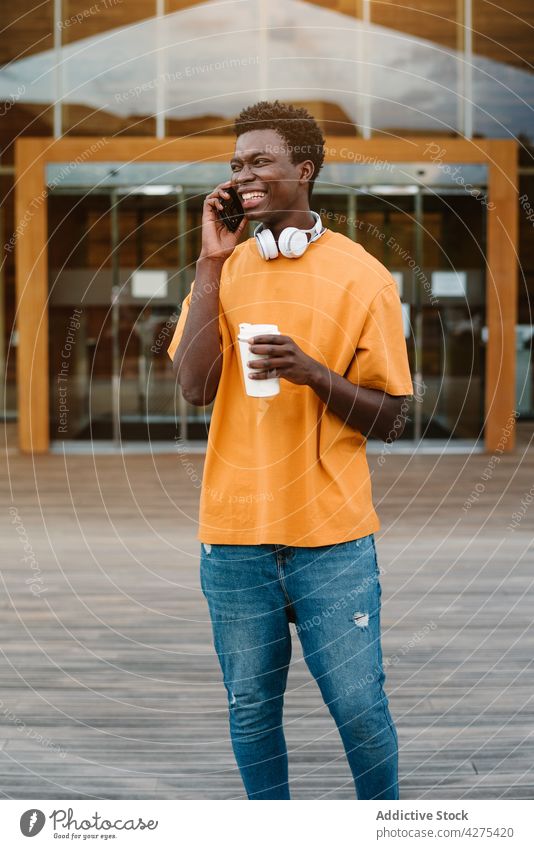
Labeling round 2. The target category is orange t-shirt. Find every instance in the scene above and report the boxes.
[168,228,413,546]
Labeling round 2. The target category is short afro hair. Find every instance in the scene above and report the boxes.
[234,100,325,200]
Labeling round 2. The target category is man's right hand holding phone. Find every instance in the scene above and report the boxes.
[173,182,246,403]
[199,180,247,264]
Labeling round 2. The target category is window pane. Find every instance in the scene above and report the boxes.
[1,172,16,417]
[473,0,533,70]
[0,1,55,158]
[0,0,54,62]
[60,0,153,45]
[368,1,460,134]
[472,0,534,140]
[371,0,458,49]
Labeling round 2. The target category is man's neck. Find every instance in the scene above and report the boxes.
[267,209,316,242]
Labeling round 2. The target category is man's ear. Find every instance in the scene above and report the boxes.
[298,159,315,186]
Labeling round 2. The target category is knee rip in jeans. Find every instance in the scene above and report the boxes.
[351,611,370,628]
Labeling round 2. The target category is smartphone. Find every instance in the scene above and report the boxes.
[218,186,244,232]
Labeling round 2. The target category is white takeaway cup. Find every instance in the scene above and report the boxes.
[237,323,281,397]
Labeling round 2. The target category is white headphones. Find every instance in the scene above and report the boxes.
[254,211,325,260]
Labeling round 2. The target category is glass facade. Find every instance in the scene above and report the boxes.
[1,0,533,438]
[2,0,534,141]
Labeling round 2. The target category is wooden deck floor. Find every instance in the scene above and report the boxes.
[1,424,533,800]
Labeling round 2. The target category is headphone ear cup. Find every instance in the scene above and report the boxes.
[278,227,308,259]
[255,228,278,260]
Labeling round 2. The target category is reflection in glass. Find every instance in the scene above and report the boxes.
[420,193,486,439]
[1,0,532,140]
[48,189,213,441]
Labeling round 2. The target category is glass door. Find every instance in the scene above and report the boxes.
[337,188,419,439]
[323,185,486,441]
[110,188,182,442]
[419,191,486,440]
[48,185,215,443]
[48,191,113,441]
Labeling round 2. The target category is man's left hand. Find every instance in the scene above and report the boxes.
[247,334,319,386]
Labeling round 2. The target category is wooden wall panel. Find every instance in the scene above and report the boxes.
[485,140,518,452]
[15,143,49,453]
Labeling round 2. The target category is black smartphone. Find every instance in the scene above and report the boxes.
[218,186,244,232]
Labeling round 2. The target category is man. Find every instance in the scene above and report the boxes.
[167,100,413,800]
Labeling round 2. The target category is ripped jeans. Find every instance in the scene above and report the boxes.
[199,534,399,800]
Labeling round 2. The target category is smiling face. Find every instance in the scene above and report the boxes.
[230,128,315,226]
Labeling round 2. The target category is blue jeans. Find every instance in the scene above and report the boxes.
[199,534,399,800]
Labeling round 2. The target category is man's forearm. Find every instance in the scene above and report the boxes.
[173,257,224,405]
[307,361,407,442]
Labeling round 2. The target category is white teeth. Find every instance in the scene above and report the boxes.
[242,191,266,200]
